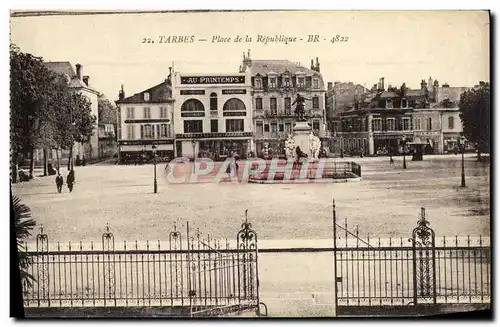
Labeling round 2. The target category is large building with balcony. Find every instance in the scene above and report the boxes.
[115,79,175,163]
[330,77,474,156]
[239,51,327,156]
[171,71,253,160]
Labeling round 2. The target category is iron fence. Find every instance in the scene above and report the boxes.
[22,215,260,317]
[333,200,490,315]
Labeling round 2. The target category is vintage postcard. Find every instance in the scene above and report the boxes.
[9,10,491,319]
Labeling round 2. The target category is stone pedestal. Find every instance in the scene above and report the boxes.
[293,121,312,157]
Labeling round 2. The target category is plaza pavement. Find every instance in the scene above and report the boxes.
[12,154,490,317]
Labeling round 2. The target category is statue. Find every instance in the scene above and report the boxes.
[292,93,310,121]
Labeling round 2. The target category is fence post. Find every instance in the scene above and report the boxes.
[332,198,338,316]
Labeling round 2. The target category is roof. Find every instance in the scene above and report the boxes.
[116,81,174,104]
[251,60,319,76]
[406,89,426,97]
[44,61,99,94]
[44,61,76,79]
[436,86,470,103]
[380,91,398,98]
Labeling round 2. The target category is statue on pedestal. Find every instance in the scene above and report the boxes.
[292,93,311,121]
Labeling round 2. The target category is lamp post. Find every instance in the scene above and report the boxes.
[191,139,196,173]
[402,136,407,169]
[152,144,157,193]
[458,135,466,187]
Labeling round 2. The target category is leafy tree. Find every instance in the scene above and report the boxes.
[459,83,490,160]
[10,44,59,181]
[98,95,117,125]
[12,195,36,291]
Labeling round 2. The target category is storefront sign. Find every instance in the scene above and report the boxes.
[222,89,246,95]
[176,132,253,139]
[180,76,245,85]
[124,119,170,123]
[180,90,205,95]
[223,111,246,117]
[119,139,174,145]
[181,112,205,117]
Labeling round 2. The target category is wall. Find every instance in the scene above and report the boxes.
[119,103,174,140]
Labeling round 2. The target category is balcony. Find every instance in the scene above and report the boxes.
[264,109,295,118]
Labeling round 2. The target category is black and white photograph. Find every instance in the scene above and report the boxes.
[8,9,491,319]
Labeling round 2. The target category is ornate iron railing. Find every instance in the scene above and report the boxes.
[22,217,259,317]
[332,200,491,315]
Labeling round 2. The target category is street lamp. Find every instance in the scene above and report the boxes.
[191,139,196,173]
[152,144,158,194]
[458,135,466,187]
[401,136,407,169]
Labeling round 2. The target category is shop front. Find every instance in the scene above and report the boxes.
[373,133,414,156]
[118,139,174,164]
[175,132,253,160]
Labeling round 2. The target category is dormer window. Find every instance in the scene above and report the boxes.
[297,77,305,88]
[144,92,150,102]
[386,99,393,109]
[269,77,277,88]
[283,76,291,87]
[312,78,319,88]
[401,98,408,108]
[255,78,262,89]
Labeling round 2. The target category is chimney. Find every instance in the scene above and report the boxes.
[328,82,333,90]
[421,79,427,90]
[380,77,385,91]
[76,63,82,80]
[118,84,125,101]
[315,57,320,72]
[82,76,89,86]
[310,59,314,70]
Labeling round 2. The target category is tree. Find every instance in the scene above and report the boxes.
[459,83,490,160]
[10,44,59,182]
[12,195,36,291]
[98,95,117,126]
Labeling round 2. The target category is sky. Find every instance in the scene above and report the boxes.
[10,10,490,101]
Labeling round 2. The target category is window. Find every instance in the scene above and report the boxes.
[269,77,277,88]
[279,124,284,132]
[415,118,421,130]
[285,122,292,134]
[143,107,151,119]
[427,117,432,131]
[312,97,320,109]
[226,119,244,132]
[386,99,393,109]
[312,78,319,88]
[284,97,291,111]
[255,78,262,89]
[401,99,408,108]
[211,119,218,133]
[255,98,263,110]
[141,124,153,138]
[448,116,454,129]
[297,77,305,87]
[210,92,218,111]
[127,107,135,119]
[160,124,171,137]
[387,118,395,131]
[160,107,168,118]
[270,98,277,111]
[127,125,135,139]
[373,118,382,131]
[181,99,204,112]
[264,124,269,132]
[283,77,290,87]
[306,77,312,88]
[184,120,203,133]
[270,122,277,134]
[313,120,320,131]
[256,121,263,136]
[223,98,246,111]
[144,92,150,102]
[403,118,410,131]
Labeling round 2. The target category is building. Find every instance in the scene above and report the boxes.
[171,71,253,160]
[98,123,117,158]
[35,62,100,166]
[115,77,175,163]
[331,77,474,156]
[239,51,327,157]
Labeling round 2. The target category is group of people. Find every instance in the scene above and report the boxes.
[55,169,75,193]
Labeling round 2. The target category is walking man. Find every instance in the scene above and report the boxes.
[67,169,75,192]
[55,172,64,193]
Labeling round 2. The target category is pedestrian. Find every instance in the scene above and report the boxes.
[67,169,75,192]
[55,171,64,193]
[390,154,394,165]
